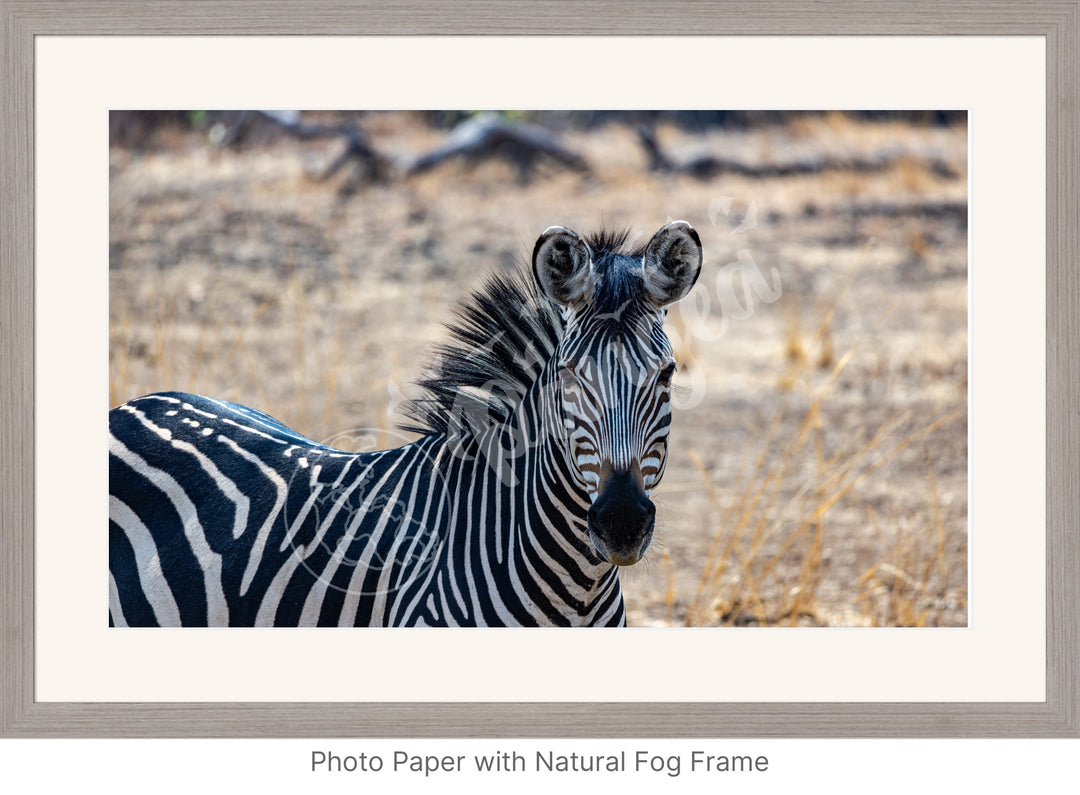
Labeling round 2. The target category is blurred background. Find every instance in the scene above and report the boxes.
[109,110,968,627]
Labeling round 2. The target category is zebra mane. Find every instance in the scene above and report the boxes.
[398,229,643,439]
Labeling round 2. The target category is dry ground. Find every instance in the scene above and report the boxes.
[110,111,968,627]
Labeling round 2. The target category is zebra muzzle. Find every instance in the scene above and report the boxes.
[587,469,656,566]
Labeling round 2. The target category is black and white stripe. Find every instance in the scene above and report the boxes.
[109,221,702,626]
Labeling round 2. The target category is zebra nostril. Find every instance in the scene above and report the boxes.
[589,476,655,533]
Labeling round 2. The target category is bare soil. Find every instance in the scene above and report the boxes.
[110,111,968,627]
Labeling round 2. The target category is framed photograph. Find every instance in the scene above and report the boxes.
[2,2,1077,738]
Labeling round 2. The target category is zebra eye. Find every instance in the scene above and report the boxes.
[558,355,589,384]
[658,363,677,386]
[558,362,582,395]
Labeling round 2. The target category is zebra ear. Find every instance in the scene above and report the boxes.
[642,221,703,307]
[532,226,594,308]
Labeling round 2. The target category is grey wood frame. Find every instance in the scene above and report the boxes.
[1,1,1076,738]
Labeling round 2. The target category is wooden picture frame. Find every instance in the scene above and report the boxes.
[2,1,1076,738]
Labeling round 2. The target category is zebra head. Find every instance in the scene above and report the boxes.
[533,221,703,566]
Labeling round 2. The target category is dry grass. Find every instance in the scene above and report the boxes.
[675,260,965,627]
[683,338,963,627]
[676,245,962,626]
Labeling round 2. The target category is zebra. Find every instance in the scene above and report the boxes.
[109,221,703,627]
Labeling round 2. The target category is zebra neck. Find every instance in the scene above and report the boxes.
[425,420,622,626]
[500,373,613,577]
[422,371,623,625]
